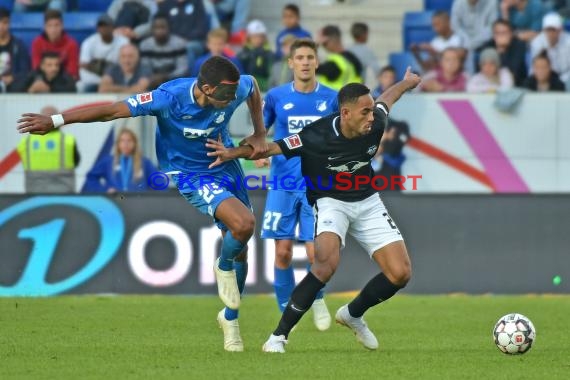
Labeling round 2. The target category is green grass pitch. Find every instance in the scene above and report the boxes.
[1,295,569,379]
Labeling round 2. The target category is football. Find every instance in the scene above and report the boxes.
[493,313,536,355]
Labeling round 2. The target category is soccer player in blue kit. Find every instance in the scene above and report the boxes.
[17,56,268,352]
[259,38,337,331]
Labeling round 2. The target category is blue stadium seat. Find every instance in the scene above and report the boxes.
[0,0,13,11]
[403,11,435,50]
[11,30,39,52]
[77,0,112,12]
[10,12,44,29]
[566,20,570,32]
[424,0,454,12]
[389,52,421,79]
[63,12,100,30]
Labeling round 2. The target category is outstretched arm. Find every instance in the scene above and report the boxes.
[17,101,132,135]
[242,76,268,159]
[375,67,421,111]
[206,138,282,169]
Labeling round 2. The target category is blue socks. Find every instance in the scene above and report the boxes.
[274,266,296,312]
[218,232,245,271]
[224,260,248,321]
[307,263,325,300]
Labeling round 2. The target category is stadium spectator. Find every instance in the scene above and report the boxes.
[0,7,30,93]
[411,10,466,72]
[479,19,528,87]
[18,56,269,353]
[210,0,250,45]
[78,14,129,93]
[500,0,547,42]
[13,0,66,12]
[316,24,363,90]
[237,20,273,91]
[17,105,79,194]
[158,0,210,72]
[530,12,570,83]
[99,44,151,93]
[420,48,468,92]
[31,9,79,80]
[451,0,498,73]
[203,73,421,354]
[140,13,188,89]
[107,0,157,42]
[523,50,566,91]
[373,118,410,192]
[348,22,381,84]
[268,33,295,88]
[191,27,242,77]
[274,3,311,59]
[467,47,514,92]
[84,128,157,193]
[371,65,396,98]
[10,51,76,93]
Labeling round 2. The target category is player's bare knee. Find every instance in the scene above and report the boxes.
[232,214,255,241]
[391,264,412,287]
[311,262,336,283]
[275,248,293,268]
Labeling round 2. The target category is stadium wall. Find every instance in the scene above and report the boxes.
[2,93,570,193]
[0,192,568,296]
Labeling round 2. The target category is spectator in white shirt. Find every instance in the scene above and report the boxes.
[78,14,129,92]
[467,47,514,92]
[530,12,570,83]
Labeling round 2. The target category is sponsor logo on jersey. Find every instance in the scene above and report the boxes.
[214,112,225,124]
[283,102,294,110]
[366,145,377,156]
[287,115,321,133]
[136,92,153,104]
[183,127,215,138]
[284,134,303,149]
[326,161,368,173]
[316,100,327,112]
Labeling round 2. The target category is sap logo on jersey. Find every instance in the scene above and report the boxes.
[184,127,215,138]
[288,116,320,133]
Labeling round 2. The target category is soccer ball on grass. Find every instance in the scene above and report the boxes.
[492,313,536,355]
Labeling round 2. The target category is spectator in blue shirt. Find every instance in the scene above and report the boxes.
[274,3,311,59]
[500,0,548,42]
[84,128,157,193]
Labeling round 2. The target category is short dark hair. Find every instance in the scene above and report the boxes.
[0,7,10,21]
[41,51,61,62]
[44,9,62,23]
[337,83,370,106]
[379,65,396,75]
[321,25,341,39]
[534,49,551,65]
[432,10,449,19]
[198,56,240,86]
[493,18,512,30]
[153,12,169,23]
[350,22,368,40]
[289,38,317,58]
[284,3,300,17]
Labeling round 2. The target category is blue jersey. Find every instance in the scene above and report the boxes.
[263,82,337,191]
[125,75,255,174]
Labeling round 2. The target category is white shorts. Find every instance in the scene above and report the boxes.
[313,193,404,256]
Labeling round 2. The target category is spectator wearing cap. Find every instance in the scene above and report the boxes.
[500,0,548,42]
[99,44,151,93]
[466,47,514,92]
[31,9,79,80]
[78,15,129,93]
[140,13,189,89]
[268,33,295,88]
[237,19,273,91]
[530,12,570,83]
[0,7,30,93]
[274,4,311,59]
[191,27,243,77]
[523,50,566,91]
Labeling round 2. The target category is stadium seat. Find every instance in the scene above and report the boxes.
[77,0,112,12]
[424,0,454,12]
[63,12,99,30]
[388,52,421,79]
[11,30,39,52]
[566,20,570,32]
[403,11,435,50]
[10,12,44,29]
[0,0,13,11]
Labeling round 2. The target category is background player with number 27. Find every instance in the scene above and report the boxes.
[260,38,338,330]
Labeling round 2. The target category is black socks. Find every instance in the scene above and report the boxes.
[348,272,403,318]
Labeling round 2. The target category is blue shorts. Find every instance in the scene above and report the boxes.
[261,190,314,241]
[174,160,252,231]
